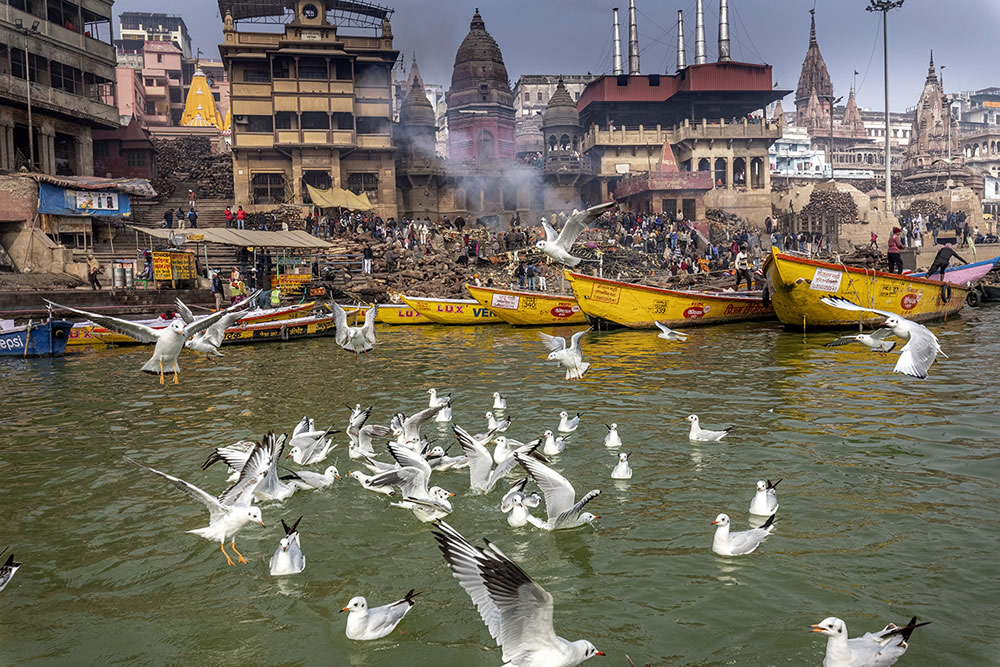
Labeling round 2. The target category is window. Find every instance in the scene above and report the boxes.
[356,117,389,135]
[333,112,354,130]
[157,54,162,63]
[301,112,329,130]
[93,141,109,157]
[333,59,352,80]
[252,173,286,204]
[272,56,292,79]
[246,115,273,133]
[125,150,146,168]
[537,92,543,101]
[354,62,388,87]
[298,57,327,80]
[242,65,271,83]
[145,101,156,115]
[274,111,295,130]
[347,172,378,193]
[51,62,79,94]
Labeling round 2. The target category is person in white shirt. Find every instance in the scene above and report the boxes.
[734,243,752,291]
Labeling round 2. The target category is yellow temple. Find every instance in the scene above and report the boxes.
[180,67,223,129]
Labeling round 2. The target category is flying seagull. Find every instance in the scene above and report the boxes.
[46,297,253,383]
[536,201,616,267]
[654,321,689,341]
[332,302,378,355]
[0,547,21,593]
[819,296,947,378]
[539,328,592,380]
[514,453,600,531]
[824,328,897,353]
[810,615,930,666]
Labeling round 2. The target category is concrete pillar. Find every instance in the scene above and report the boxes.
[329,149,341,188]
[725,156,733,190]
[0,122,12,170]
[38,126,56,175]
[76,129,93,176]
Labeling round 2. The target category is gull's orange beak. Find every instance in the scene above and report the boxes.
[448,492,456,497]
[339,606,349,613]
[285,453,292,458]
[258,521,266,527]
[711,520,719,525]
[595,650,605,656]
[809,625,825,633]
[335,473,341,479]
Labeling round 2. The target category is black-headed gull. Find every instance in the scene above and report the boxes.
[428,388,453,422]
[540,329,592,380]
[603,423,622,448]
[824,328,897,353]
[654,321,689,341]
[432,520,605,665]
[252,433,298,502]
[0,548,21,593]
[492,391,507,409]
[515,453,600,530]
[711,513,775,556]
[748,479,780,516]
[685,414,731,441]
[425,445,468,472]
[611,452,632,479]
[485,411,512,432]
[810,615,930,667]
[535,201,616,267]
[124,449,268,566]
[541,429,569,456]
[46,297,252,384]
[370,443,455,521]
[183,308,245,357]
[392,403,448,448]
[341,590,419,640]
[558,411,582,433]
[453,425,524,494]
[819,296,947,378]
[500,479,541,528]
[269,516,305,576]
[348,470,396,496]
[281,466,340,491]
[332,302,378,355]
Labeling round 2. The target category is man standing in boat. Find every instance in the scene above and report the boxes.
[734,243,752,291]
[925,243,968,281]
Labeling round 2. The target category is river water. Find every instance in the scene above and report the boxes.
[2,308,999,665]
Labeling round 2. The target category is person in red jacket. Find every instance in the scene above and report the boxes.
[224,206,234,228]
[236,206,246,230]
[887,227,903,273]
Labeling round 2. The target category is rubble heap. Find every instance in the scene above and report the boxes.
[151,138,233,200]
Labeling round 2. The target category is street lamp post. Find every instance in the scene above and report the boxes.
[866,0,904,216]
[13,18,40,172]
[828,95,843,181]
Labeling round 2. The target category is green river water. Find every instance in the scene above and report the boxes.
[2,308,999,665]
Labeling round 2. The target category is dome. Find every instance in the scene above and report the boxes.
[541,79,579,129]
[448,9,513,110]
[400,78,435,127]
[515,116,544,154]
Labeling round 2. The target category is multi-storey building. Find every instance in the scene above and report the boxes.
[219,0,398,217]
[512,74,596,120]
[0,0,118,175]
[118,12,192,59]
[138,40,185,126]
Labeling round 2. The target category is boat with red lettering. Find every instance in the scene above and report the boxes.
[220,314,338,344]
[564,270,775,329]
[374,303,432,325]
[400,295,502,325]
[762,247,969,327]
[464,284,587,326]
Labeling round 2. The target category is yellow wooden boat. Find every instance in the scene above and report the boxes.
[68,301,317,347]
[763,247,969,328]
[375,303,433,325]
[401,295,502,325]
[464,284,587,326]
[565,270,775,329]
[220,314,336,344]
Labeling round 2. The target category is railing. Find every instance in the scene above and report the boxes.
[671,117,782,142]
[0,73,118,126]
[543,151,593,175]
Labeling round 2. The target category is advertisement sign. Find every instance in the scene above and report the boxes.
[152,251,196,281]
[74,191,119,212]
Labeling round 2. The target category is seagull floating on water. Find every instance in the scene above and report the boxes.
[281,466,340,491]
[372,443,455,522]
[341,590,420,640]
[428,388,453,422]
[540,329,592,380]
[492,391,507,410]
[558,411,581,433]
[269,516,305,576]
[711,513,776,556]
[654,321,689,342]
[0,548,21,593]
[810,615,930,667]
[611,452,632,479]
[685,414,731,441]
[485,411,511,432]
[500,479,541,528]
[749,479,780,516]
[820,296,947,378]
[432,520,605,666]
[535,201,616,267]
[541,429,569,456]
[603,423,622,448]
[453,425,526,494]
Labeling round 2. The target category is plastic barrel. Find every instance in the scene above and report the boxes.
[125,266,134,289]
[113,266,125,289]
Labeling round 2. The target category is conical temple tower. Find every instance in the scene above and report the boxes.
[180,68,223,129]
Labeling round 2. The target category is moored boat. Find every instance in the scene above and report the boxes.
[220,314,337,345]
[564,270,774,329]
[401,295,501,325]
[464,284,587,326]
[374,303,432,325]
[909,255,998,285]
[0,320,73,357]
[763,247,968,328]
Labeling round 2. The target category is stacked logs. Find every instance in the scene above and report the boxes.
[801,189,858,224]
[151,138,233,200]
[904,199,945,219]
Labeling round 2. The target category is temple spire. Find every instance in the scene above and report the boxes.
[809,8,817,46]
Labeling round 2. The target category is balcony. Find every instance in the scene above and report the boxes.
[543,151,593,176]
[582,125,670,152]
[0,72,118,127]
[357,134,391,150]
[671,117,782,143]
[615,170,714,198]
[144,85,167,98]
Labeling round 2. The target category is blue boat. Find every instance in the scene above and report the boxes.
[0,320,74,357]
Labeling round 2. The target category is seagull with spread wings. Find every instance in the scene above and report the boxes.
[332,302,378,355]
[514,452,600,531]
[819,296,947,378]
[46,296,253,383]
[536,201,616,267]
[539,328,592,380]
[175,298,246,357]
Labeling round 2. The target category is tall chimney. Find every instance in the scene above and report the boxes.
[628,0,640,75]
[676,10,686,71]
[612,8,623,76]
[718,0,731,62]
[695,0,706,65]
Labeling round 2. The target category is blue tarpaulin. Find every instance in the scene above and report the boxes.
[38,182,132,217]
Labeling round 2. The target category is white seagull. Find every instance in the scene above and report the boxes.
[332,302,378,355]
[535,201,617,267]
[125,448,268,566]
[711,513,776,556]
[485,411,512,432]
[348,470,396,497]
[515,453,600,530]
[341,590,420,640]
[685,414,731,441]
[603,423,622,448]
[183,307,245,357]
[500,479,541,528]
[558,411,582,433]
[432,520,605,665]
[748,479,780,516]
[201,439,257,483]
[281,466,340,491]
[0,548,21,593]
[819,296,947,378]
[47,297,252,384]
[824,328,897,353]
[541,429,569,456]
[810,615,930,667]
[428,388,453,422]
[654,321,689,342]
[540,329,592,380]
[492,391,507,410]
[611,452,632,479]
[269,516,305,576]
[453,425,522,494]
[370,443,455,522]
[391,403,448,449]
[286,428,336,466]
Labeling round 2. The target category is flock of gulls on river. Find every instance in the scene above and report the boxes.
[4,202,952,665]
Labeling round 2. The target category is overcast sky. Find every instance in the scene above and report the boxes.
[114,0,999,111]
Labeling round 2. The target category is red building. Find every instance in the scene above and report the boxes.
[92,118,157,179]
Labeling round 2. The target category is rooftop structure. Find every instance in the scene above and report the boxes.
[118,12,192,59]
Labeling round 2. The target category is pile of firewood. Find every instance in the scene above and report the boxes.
[152,137,233,200]
[801,189,859,224]
[904,199,945,219]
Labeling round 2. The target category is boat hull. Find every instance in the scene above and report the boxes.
[764,248,968,327]
[220,314,337,345]
[374,304,432,325]
[565,271,774,329]
[0,320,73,357]
[465,284,587,326]
[401,296,501,325]
[909,255,998,285]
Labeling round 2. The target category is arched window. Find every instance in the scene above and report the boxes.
[733,157,746,186]
[548,134,557,152]
[697,158,710,172]
[714,158,727,188]
[559,134,570,150]
[750,157,763,189]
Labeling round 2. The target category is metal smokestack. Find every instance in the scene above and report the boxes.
[718,0,731,62]
[612,7,623,75]
[676,10,686,71]
[695,0,706,65]
[627,0,640,75]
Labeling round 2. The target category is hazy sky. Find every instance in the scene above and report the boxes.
[114,0,999,111]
